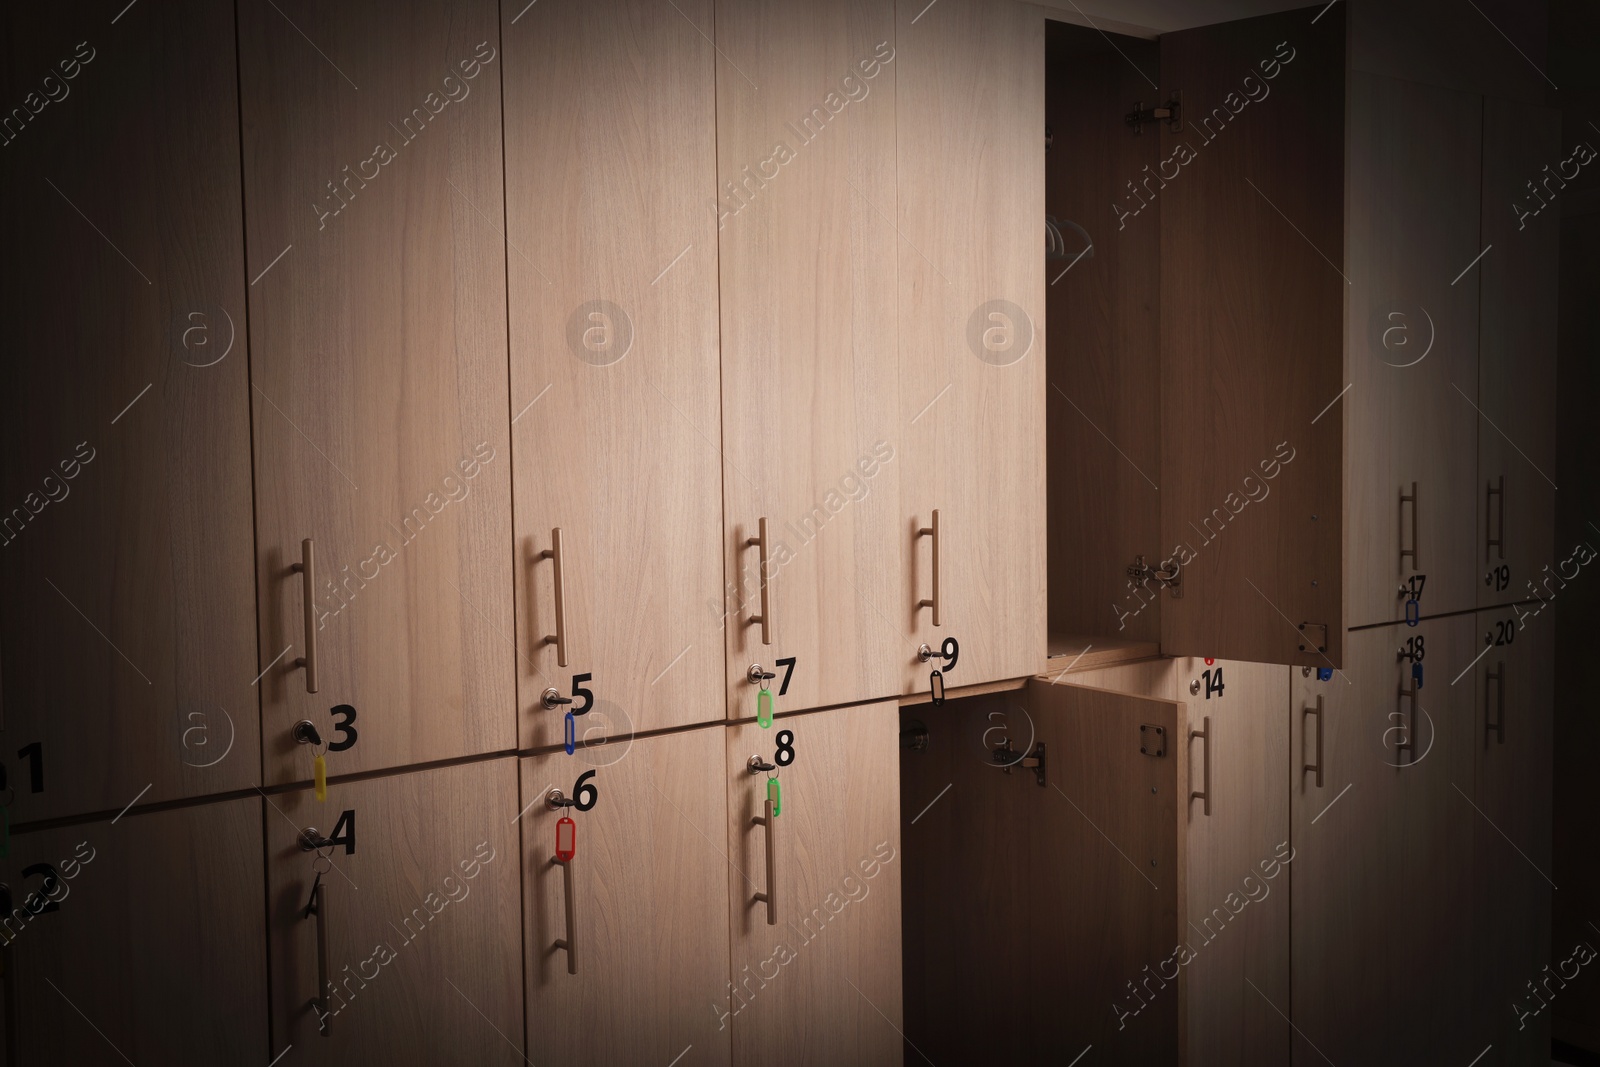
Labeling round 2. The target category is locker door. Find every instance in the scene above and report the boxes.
[265,760,522,1064]
[724,702,901,1065]
[503,0,726,747]
[0,798,267,1064]
[1472,609,1554,1066]
[238,0,515,783]
[1476,99,1560,611]
[715,0,907,720]
[522,728,731,1066]
[897,0,1046,694]
[0,0,259,820]
[1345,72,1483,628]
[901,681,1185,1066]
[1157,8,1345,667]
[1171,659,1290,1067]
[1290,619,1477,1065]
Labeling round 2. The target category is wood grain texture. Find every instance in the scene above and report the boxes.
[522,728,732,1066]
[1045,24,1164,646]
[504,0,726,747]
[715,0,907,720]
[901,681,1185,1065]
[897,0,1047,694]
[1172,658,1290,1067]
[1046,634,1163,676]
[1289,619,1479,1066]
[1158,8,1345,668]
[238,0,515,782]
[0,798,267,1065]
[0,0,259,820]
[1476,98,1560,612]
[725,701,902,1065]
[1472,608,1554,1067]
[265,759,523,1064]
[1345,72,1482,628]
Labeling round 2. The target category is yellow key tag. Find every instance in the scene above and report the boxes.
[313,753,327,802]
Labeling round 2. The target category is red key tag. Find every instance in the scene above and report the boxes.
[555,816,576,862]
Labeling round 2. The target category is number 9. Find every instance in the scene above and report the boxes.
[940,637,960,673]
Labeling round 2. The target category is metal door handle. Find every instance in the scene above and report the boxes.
[1190,716,1211,816]
[752,797,776,925]
[1303,696,1324,788]
[918,510,941,626]
[552,855,576,974]
[1486,475,1505,561]
[305,881,330,1036]
[291,538,319,693]
[538,528,568,668]
[1397,679,1419,764]
[747,518,772,646]
[1399,482,1420,569]
[1486,663,1505,745]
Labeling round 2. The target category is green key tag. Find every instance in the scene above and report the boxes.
[757,686,773,728]
[767,775,782,816]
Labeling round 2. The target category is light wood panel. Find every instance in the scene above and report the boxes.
[901,682,1185,1064]
[725,702,902,1065]
[1044,24,1163,646]
[0,0,259,820]
[1345,73,1483,629]
[1172,658,1289,1067]
[0,798,267,1064]
[897,0,1047,694]
[1290,619,1478,1066]
[265,759,523,1064]
[1157,8,1345,667]
[522,728,731,1066]
[1476,98,1560,612]
[1472,609,1554,1067]
[504,0,725,747]
[238,0,514,782]
[715,0,905,720]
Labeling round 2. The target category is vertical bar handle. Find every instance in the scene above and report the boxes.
[752,798,777,925]
[917,510,941,626]
[291,538,319,693]
[1190,716,1211,816]
[1396,678,1418,764]
[1486,475,1505,561]
[1399,482,1420,570]
[306,881,330,1036]
[1303,696,1324,788]
[552,856,577,974]
[1486,663,1505,745]
[538,528,568,668]
[746,518,772,646]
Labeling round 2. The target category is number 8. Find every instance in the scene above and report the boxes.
[774,730,795,767]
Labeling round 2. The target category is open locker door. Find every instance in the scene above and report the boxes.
[901,678,1185,1064]
[1157,7,1346,668]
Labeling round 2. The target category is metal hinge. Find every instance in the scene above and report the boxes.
[1125,92,1182,135]
[991,739,1047,787]
[1297,622,1329,654]
[1139,724,1167,758]
[1126,554,1183,598]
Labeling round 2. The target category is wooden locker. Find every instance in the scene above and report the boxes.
[238,0,516,783]
[522,728,732,1066]
[1472,608,1554,1066]
[896,0,1047,694]
[0,0,259,820]
[714,0,907,720]
[1476,98,1561,611]
[1171,659,1290,1067]
[503,0,726,747]
[1157,8,1345,668]
[1289,619,1478,1066]
[0,798,267,1064]
[265,760,523,1064]
[724,702,902,1065]
[1345,72,1483,628]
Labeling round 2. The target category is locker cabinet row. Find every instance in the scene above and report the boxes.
[902,609,1552,1067]
[0,704,903,1066]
